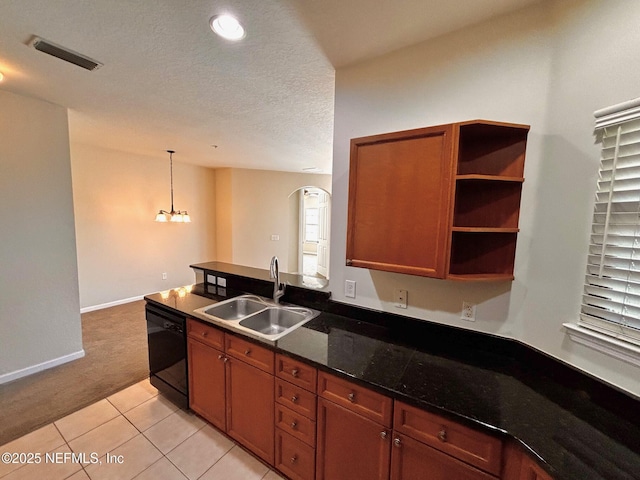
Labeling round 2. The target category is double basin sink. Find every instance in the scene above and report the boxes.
[193,294,319,343]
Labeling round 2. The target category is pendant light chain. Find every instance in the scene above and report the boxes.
[155,150,191,223]
[169,149,175,213]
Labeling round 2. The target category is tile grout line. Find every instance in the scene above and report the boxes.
[51,422,86,480]
[194,443,239,480]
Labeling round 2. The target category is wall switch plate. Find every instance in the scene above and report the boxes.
[461,302,476,321]
[162,272,167,280]
[270,234,280,241]
[345,280,356,298]
[394,289,408,308]
[217,277,227,287]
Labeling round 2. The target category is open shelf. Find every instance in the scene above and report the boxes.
[457,122,528,177]
[448,232,518,279]
[453,179,523,229]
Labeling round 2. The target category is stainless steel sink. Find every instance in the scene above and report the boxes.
[239,307,307,336]
[201,297,265,320]
[193,294,319,343]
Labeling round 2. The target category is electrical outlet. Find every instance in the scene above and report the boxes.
[461,301,476,321]
[345,280,356,298]
[162,272,167,280]
[217,277,227,287]
[394,289,408,308]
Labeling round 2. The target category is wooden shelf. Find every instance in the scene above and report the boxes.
[453,180,523,229]
[446,273,515,282]
[448,231,518,277]
[456,174,524,182]
[451,227,519,233]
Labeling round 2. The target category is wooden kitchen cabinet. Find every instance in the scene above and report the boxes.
[393,401,502,476]
[316,371,393,480]
[518,454,554,480]
[186,319,274,464]
[502,442,555,480]
[187,322,226,430]
[390,433,496,480]
[316,397,391,480]
[392,401,502,479]
[347,120,529,281]
[226,353,274,464]
[274,354,318,480]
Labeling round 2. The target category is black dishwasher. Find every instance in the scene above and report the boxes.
[146,303,188,408]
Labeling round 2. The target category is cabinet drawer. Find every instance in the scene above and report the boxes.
[394,401,502,476]
[275,430,315,480]
[317,371,392,427]
[225,334,274,373]
[276,354,317,393]
[275,378,317,421]
[186,318,224,350]
[276,404,316,447]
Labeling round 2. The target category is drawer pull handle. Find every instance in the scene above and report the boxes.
[202,331,208,337]
[438,429,447,442]
[245,349,251,355]
[348,392,356,402]
[291,368,299,377]
[217,354,224,360]
[291,455,297,464]
[380,431,387,439]
[223,357,229,363]
[394,437,402,448]
[291,395,298,403]
[290,421,297,429]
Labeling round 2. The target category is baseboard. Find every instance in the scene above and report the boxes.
[81,295,145,313]
[0,349,85,385]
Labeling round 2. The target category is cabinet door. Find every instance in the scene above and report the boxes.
[226,356,274,464]
[390,433,496,480]
[316,398,391,480]
[187,337,226,431]
[519,455,553,480]
[346,125,454,278]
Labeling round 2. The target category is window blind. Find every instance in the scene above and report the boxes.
[581,99,640,347]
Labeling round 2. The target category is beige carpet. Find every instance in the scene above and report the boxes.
[0,300,149,446]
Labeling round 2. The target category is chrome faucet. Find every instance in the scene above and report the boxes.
[270,256,285,303]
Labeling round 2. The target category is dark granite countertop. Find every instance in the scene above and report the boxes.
[191,261,330,293]
[146,279,640,480]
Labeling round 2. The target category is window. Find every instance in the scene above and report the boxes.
[565,98,640,366]
[305,207,319,242]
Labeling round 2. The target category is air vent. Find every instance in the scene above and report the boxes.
[29,36,102,71]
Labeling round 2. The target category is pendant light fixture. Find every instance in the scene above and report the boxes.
[155,150,191,223]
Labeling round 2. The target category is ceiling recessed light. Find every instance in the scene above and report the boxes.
[210,14,245,41]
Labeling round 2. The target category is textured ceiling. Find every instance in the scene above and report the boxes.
[0,0,541,173]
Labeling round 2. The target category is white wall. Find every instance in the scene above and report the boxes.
[525,0,640,395]
[215,168,331,273]
[330,0,640,396]
[70,143,217,309]
[0,90,83,381]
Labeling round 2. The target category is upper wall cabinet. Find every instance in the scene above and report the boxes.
[346,120,529,281]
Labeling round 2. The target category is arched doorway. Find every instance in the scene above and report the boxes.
[287,187,331,279]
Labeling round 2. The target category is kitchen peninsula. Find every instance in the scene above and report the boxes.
[144,262,640,480]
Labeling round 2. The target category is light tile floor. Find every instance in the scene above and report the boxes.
[0,379,285,480]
